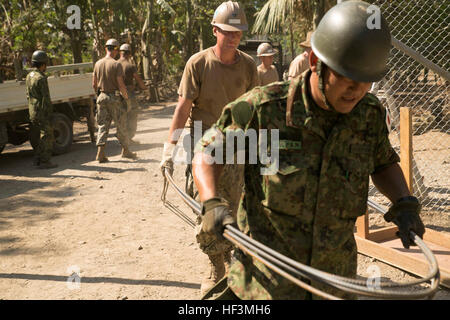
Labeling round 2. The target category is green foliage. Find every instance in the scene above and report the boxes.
[1,0,447,83]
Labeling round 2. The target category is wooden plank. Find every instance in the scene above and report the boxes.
[400,107,413,192]
[356,235,450,289]
[366,226,398,242]
[356,212,369,239]
[423,229,450,249]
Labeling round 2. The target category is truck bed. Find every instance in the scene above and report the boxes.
[0,72,94,114]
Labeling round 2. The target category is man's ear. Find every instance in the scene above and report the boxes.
[309,51,318,72]
[212,27,218,37]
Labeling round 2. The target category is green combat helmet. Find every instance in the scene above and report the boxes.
[311,0,391,83]
[31,50,48,64]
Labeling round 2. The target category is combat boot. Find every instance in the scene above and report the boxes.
[200,253,225,297]
[129,138,140,145]
[96,146,109,163]
[37,161,58,169]
[121,147,137,159]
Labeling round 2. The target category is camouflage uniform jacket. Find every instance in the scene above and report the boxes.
[26,69,53,121]
[195,70,400,299]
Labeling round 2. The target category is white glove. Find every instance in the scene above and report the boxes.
[160,142,176,175]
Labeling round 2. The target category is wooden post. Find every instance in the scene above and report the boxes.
[400,107,413,193]
[356,210,369,239]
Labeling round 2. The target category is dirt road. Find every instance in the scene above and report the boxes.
[0,101,448,300]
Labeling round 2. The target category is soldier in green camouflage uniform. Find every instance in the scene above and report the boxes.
[192,1,425,300]
[26,50,57,169]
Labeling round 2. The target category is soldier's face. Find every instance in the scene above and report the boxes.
[214,27,242,50]
[260,56,274,67]
[323,67,372,114]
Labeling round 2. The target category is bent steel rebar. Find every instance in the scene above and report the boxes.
[161,168,440,299]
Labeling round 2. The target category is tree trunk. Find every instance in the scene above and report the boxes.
[313,0,325,28]
[141,0,159,102]
[185,0,193,62]
[88,0,101,63]
[13,52,24,81]
[289,20,295,61]
[70,30,83,73]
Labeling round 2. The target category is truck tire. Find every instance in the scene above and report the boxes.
[51,112,73,155]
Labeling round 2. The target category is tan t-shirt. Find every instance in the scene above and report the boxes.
[118,57,137,89]
[288,52,310,79]
[178,47,259,129]
[94,56,124,93]
[257,64,279,86]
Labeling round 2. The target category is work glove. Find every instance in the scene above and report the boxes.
[201,197,235,240]
[384,196,425,249]
[160,142,176,176]
[125,99,132,112]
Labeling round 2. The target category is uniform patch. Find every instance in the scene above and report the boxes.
[385,106,392,133]
[231,101,252,128]
[279,140,302,150]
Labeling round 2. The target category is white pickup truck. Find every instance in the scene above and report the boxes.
[0,62,96,155]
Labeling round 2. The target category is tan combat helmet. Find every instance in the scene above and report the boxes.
[120,44,131,52]
[211,1,248,32]
[257,43,278,57]
[300,31,313,48]
[105,38,119,49]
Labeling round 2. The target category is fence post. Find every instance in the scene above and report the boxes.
[400,107,413,193]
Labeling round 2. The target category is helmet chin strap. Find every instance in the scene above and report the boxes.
[316,59,337,113]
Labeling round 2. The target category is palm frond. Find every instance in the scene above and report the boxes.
[156,0,176,16]
[252,0,295,34]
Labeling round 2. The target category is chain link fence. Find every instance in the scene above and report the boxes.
[367,0,449,229]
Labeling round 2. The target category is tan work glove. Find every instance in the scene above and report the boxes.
[160,142,176,176]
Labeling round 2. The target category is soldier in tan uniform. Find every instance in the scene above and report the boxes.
[256,42,279,86]
[118,44,147,145]
[288,31,313,80]
[159,1,259,296]
[92,39,137,162]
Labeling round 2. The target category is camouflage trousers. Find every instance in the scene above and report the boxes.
[187,162,244,256]
[30,115,54,163]
[126,95,138,140]
[96,93,129,147]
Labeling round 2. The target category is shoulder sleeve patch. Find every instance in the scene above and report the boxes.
[231,101,253,128]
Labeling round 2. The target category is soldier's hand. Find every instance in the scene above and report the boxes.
[201,197,235,240]
[384,196,425,249]
[160,142,176,176]
[125,99,132,112]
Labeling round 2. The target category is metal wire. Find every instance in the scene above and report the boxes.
[367,0,450,221]
[161,168,440,299]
